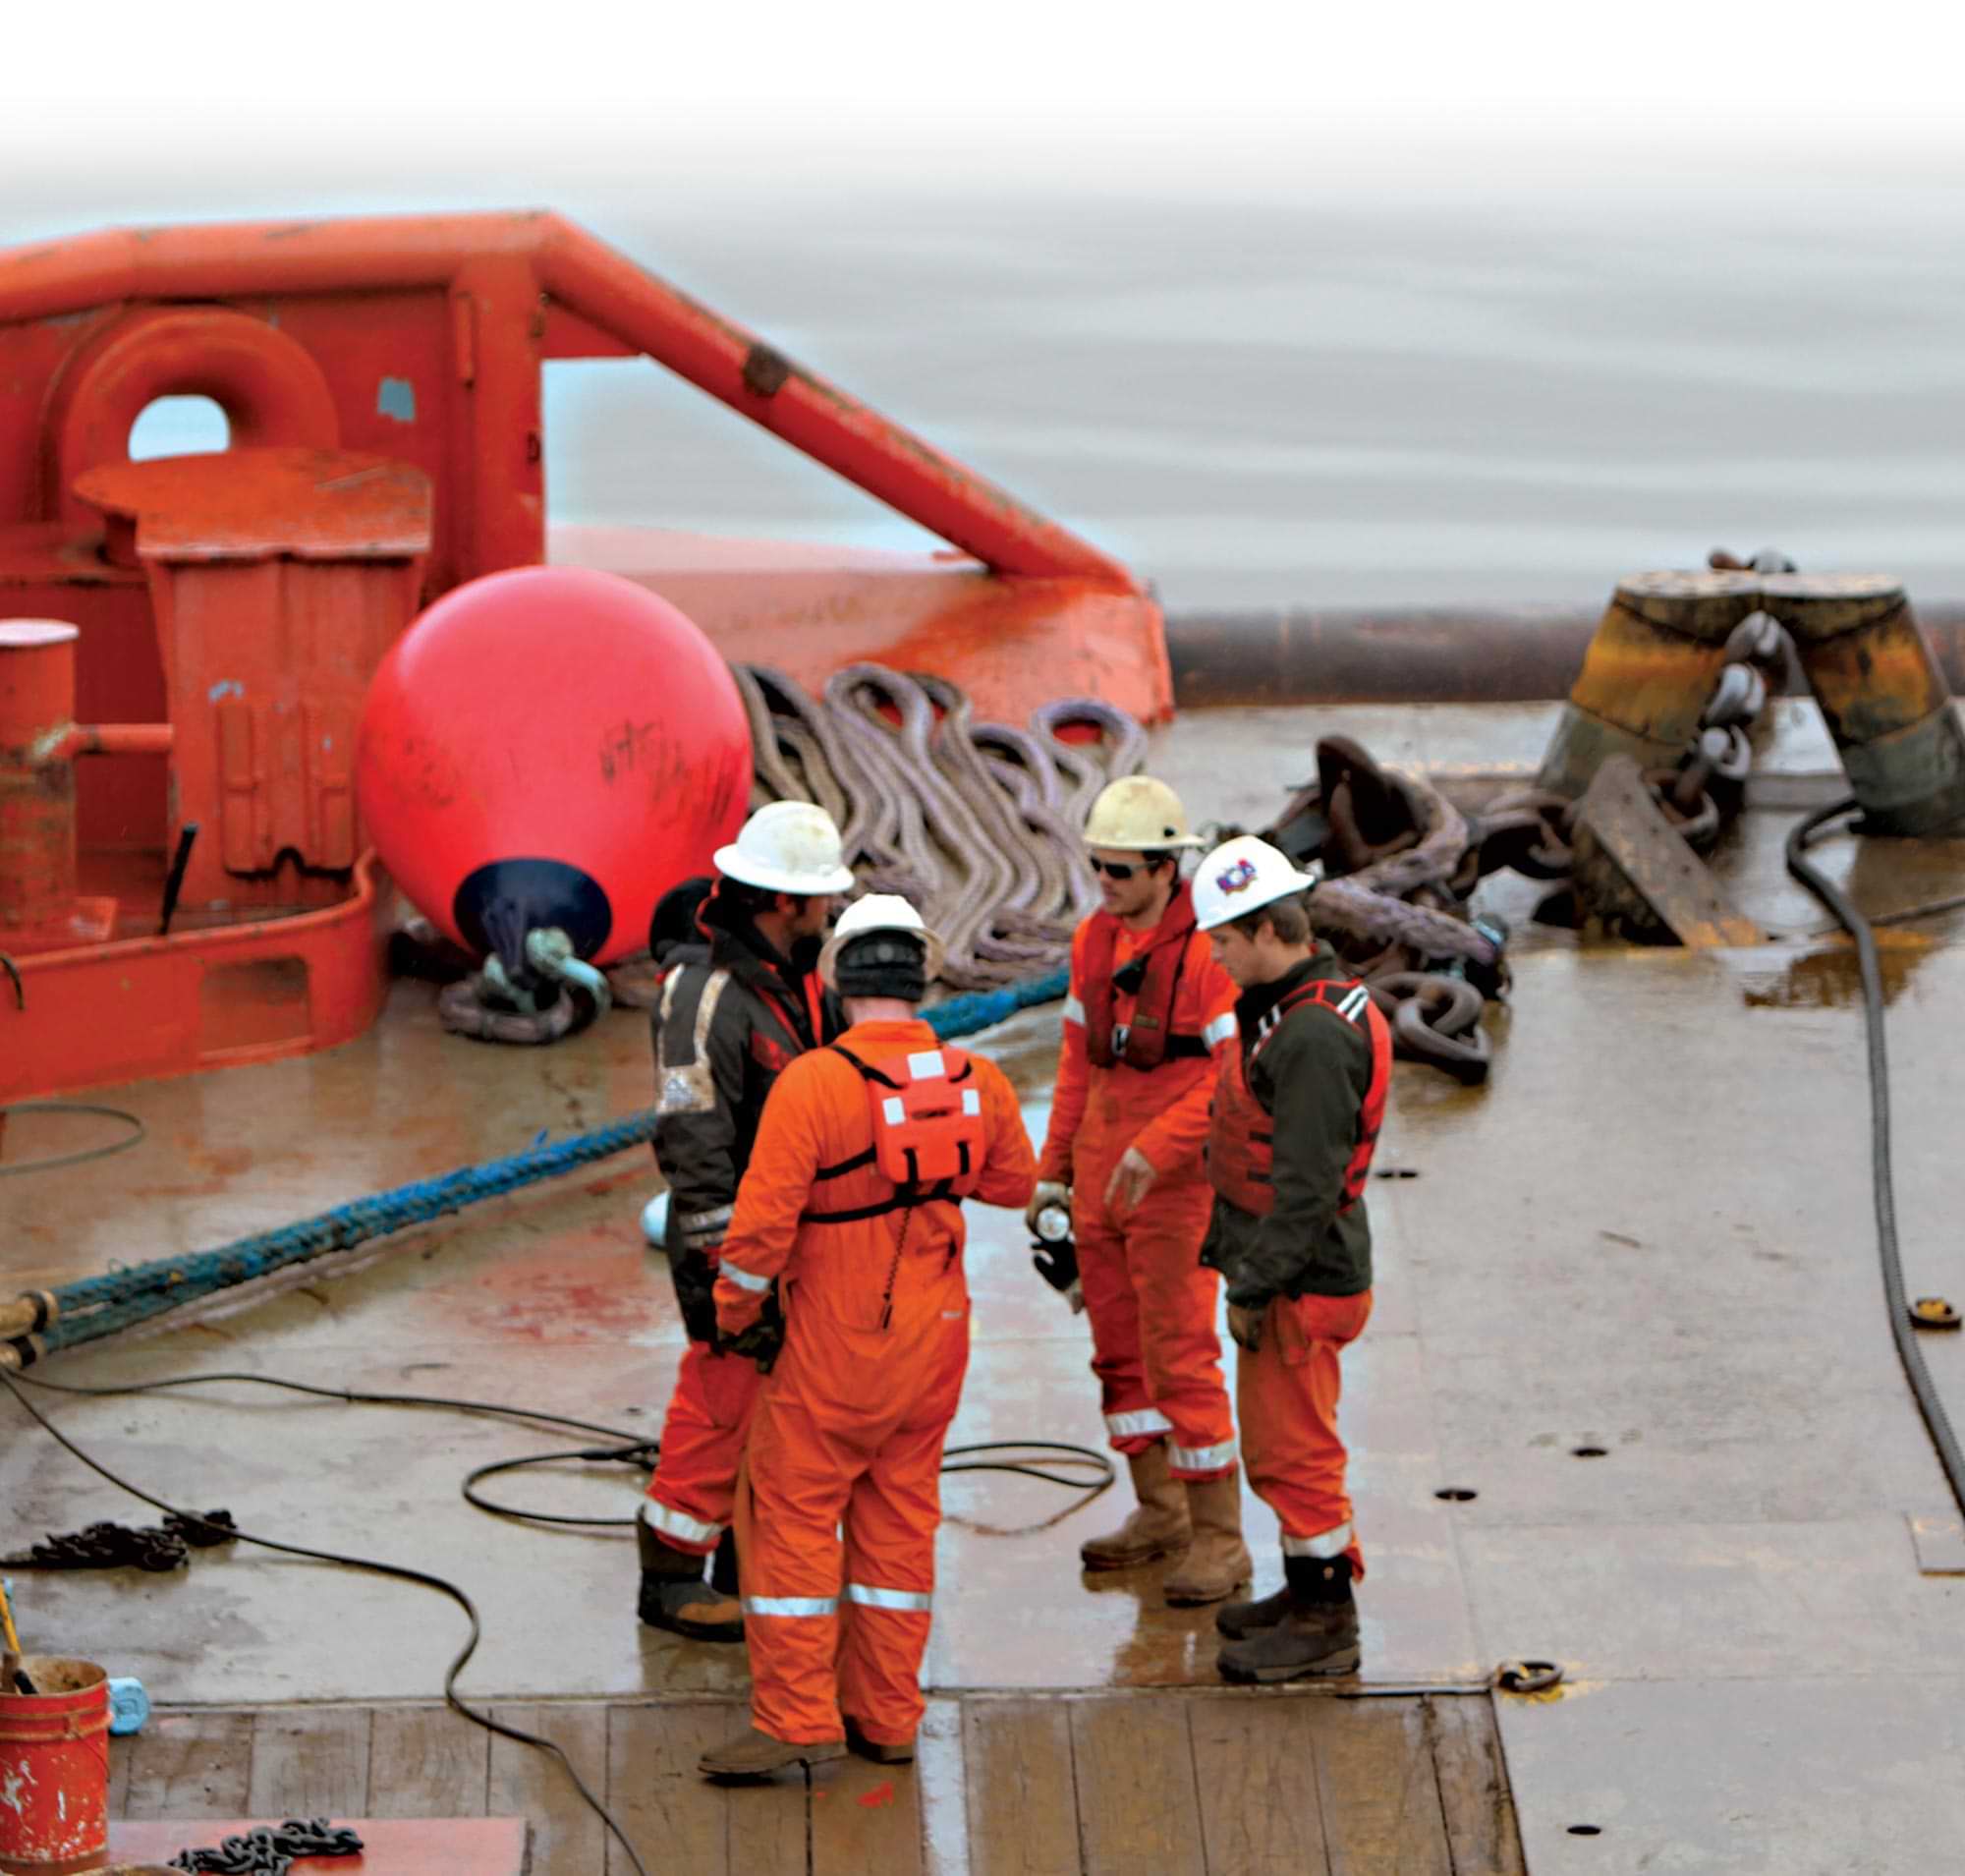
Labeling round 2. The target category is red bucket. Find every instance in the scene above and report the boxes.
[0,1658,110,1874]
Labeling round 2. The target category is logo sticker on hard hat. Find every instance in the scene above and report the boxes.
[1217,858,1259,894]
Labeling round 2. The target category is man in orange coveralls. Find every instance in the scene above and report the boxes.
[1028,776,1250,1606]
[638,803,853,1641]
[697,895,1038,1782]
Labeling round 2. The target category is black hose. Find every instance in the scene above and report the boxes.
[0,1103,146,1178]
[0,1369,650,1876]
[4,1361,1114,1864]
[1784,801,1965,1517]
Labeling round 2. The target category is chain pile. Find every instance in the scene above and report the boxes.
[1260,739,1508,1083]
[169,1819,363,1873]
[2,1507,235,1571]
[735,663,1146,988]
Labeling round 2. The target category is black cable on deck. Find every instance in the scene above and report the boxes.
[1785,800,1965,1516]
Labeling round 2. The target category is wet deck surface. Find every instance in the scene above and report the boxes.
[7,700,1965,1871]
[102,1690,1522,1875]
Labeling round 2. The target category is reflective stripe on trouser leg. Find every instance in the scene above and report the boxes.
[1076,1201,1162,1453]
[1168,1438,1237,1476]
[734,1417,850,1744]
[1281,1522,1354,1560]
[1125,1174,1233,1475]
[642,1338,762,1555]
[836,1408,949,1745]
[1237,1289,1374,1582]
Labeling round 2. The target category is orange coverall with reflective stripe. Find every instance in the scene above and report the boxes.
[1039,914,1240,1479]
[714,1019,1038,1746]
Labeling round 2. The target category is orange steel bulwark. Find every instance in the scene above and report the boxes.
[0,212,1167,1099]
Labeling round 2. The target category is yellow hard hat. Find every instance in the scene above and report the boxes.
[1084,776,1203,852]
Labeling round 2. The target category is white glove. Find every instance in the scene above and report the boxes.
[1026,1179,1071,1234]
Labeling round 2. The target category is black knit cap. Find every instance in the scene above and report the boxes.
[834,931,928,1002]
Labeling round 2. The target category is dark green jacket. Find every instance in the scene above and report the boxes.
[1201,945,1374,1307]
[651,897,839,1341]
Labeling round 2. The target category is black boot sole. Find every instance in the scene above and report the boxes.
[1217,1645,1361,1685]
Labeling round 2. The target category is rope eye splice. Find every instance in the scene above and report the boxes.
[437,925,614,1046]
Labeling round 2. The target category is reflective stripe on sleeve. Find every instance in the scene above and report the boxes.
[639,1499,724,1547]
[1105,1407,1174,1440]
[1168,1440,1237,1473]
[1281,1521,1354,1560]
[1202,1011,1238,1050]
[677,1203,733,1236]
[720,1262,772,1293]
[743,1595,840,1618]
[1063,995,1086,1027]
[845,1582,933,1612]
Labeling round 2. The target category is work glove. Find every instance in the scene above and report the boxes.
[718,1285,787,1373]
[1026,1180,1070,1235]
[1103,1146,1157,1218]
[1031,1222,1080,1298]
[1227,1301,1267,1354]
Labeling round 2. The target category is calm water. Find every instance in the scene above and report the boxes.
[27,175,1965,611]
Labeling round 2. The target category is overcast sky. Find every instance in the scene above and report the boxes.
[6,2,1962,210]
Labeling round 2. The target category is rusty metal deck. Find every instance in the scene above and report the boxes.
[7,700,1965,1873]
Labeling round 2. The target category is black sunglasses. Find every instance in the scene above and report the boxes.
[1089,856,1166,881]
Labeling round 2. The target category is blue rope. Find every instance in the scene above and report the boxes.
[41,967,1068,1355]
[926,967,1068,1039]
[46,1112,658,1348]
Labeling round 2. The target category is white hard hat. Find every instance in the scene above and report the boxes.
[817,893,947,989]
[1084,776,1203,852]
[1192,835,1322,933]
[713,801,856,896]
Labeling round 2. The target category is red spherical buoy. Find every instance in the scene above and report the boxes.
[356,566,751,968]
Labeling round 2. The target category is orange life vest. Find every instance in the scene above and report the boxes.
[1207,976,1391,1218]
[1082,884,1210,1072]
[804,1042,987,1222]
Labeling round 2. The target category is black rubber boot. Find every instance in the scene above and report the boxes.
[710,1527,740,1597]
[638,1516,745,1643]
[1215,1555,1359,1684]
[1214,1581,1294,1640]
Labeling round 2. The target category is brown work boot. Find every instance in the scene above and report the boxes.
[1162,1467,1253,1606]
[698,1725,846,1782]
[1081,1444,1191,1570]
[638,1517,744,1643]
[844,1715,917,1764]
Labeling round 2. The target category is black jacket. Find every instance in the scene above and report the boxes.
[1201,945,1375,1307]
[650,890,841,1341]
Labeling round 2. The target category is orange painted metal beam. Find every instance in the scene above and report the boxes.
[36,722,174,762]
[0,212,1138,590]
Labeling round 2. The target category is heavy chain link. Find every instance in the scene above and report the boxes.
[169,1819,364,1873]
[1465,585,1794,927]
[2,1508,236,1572]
